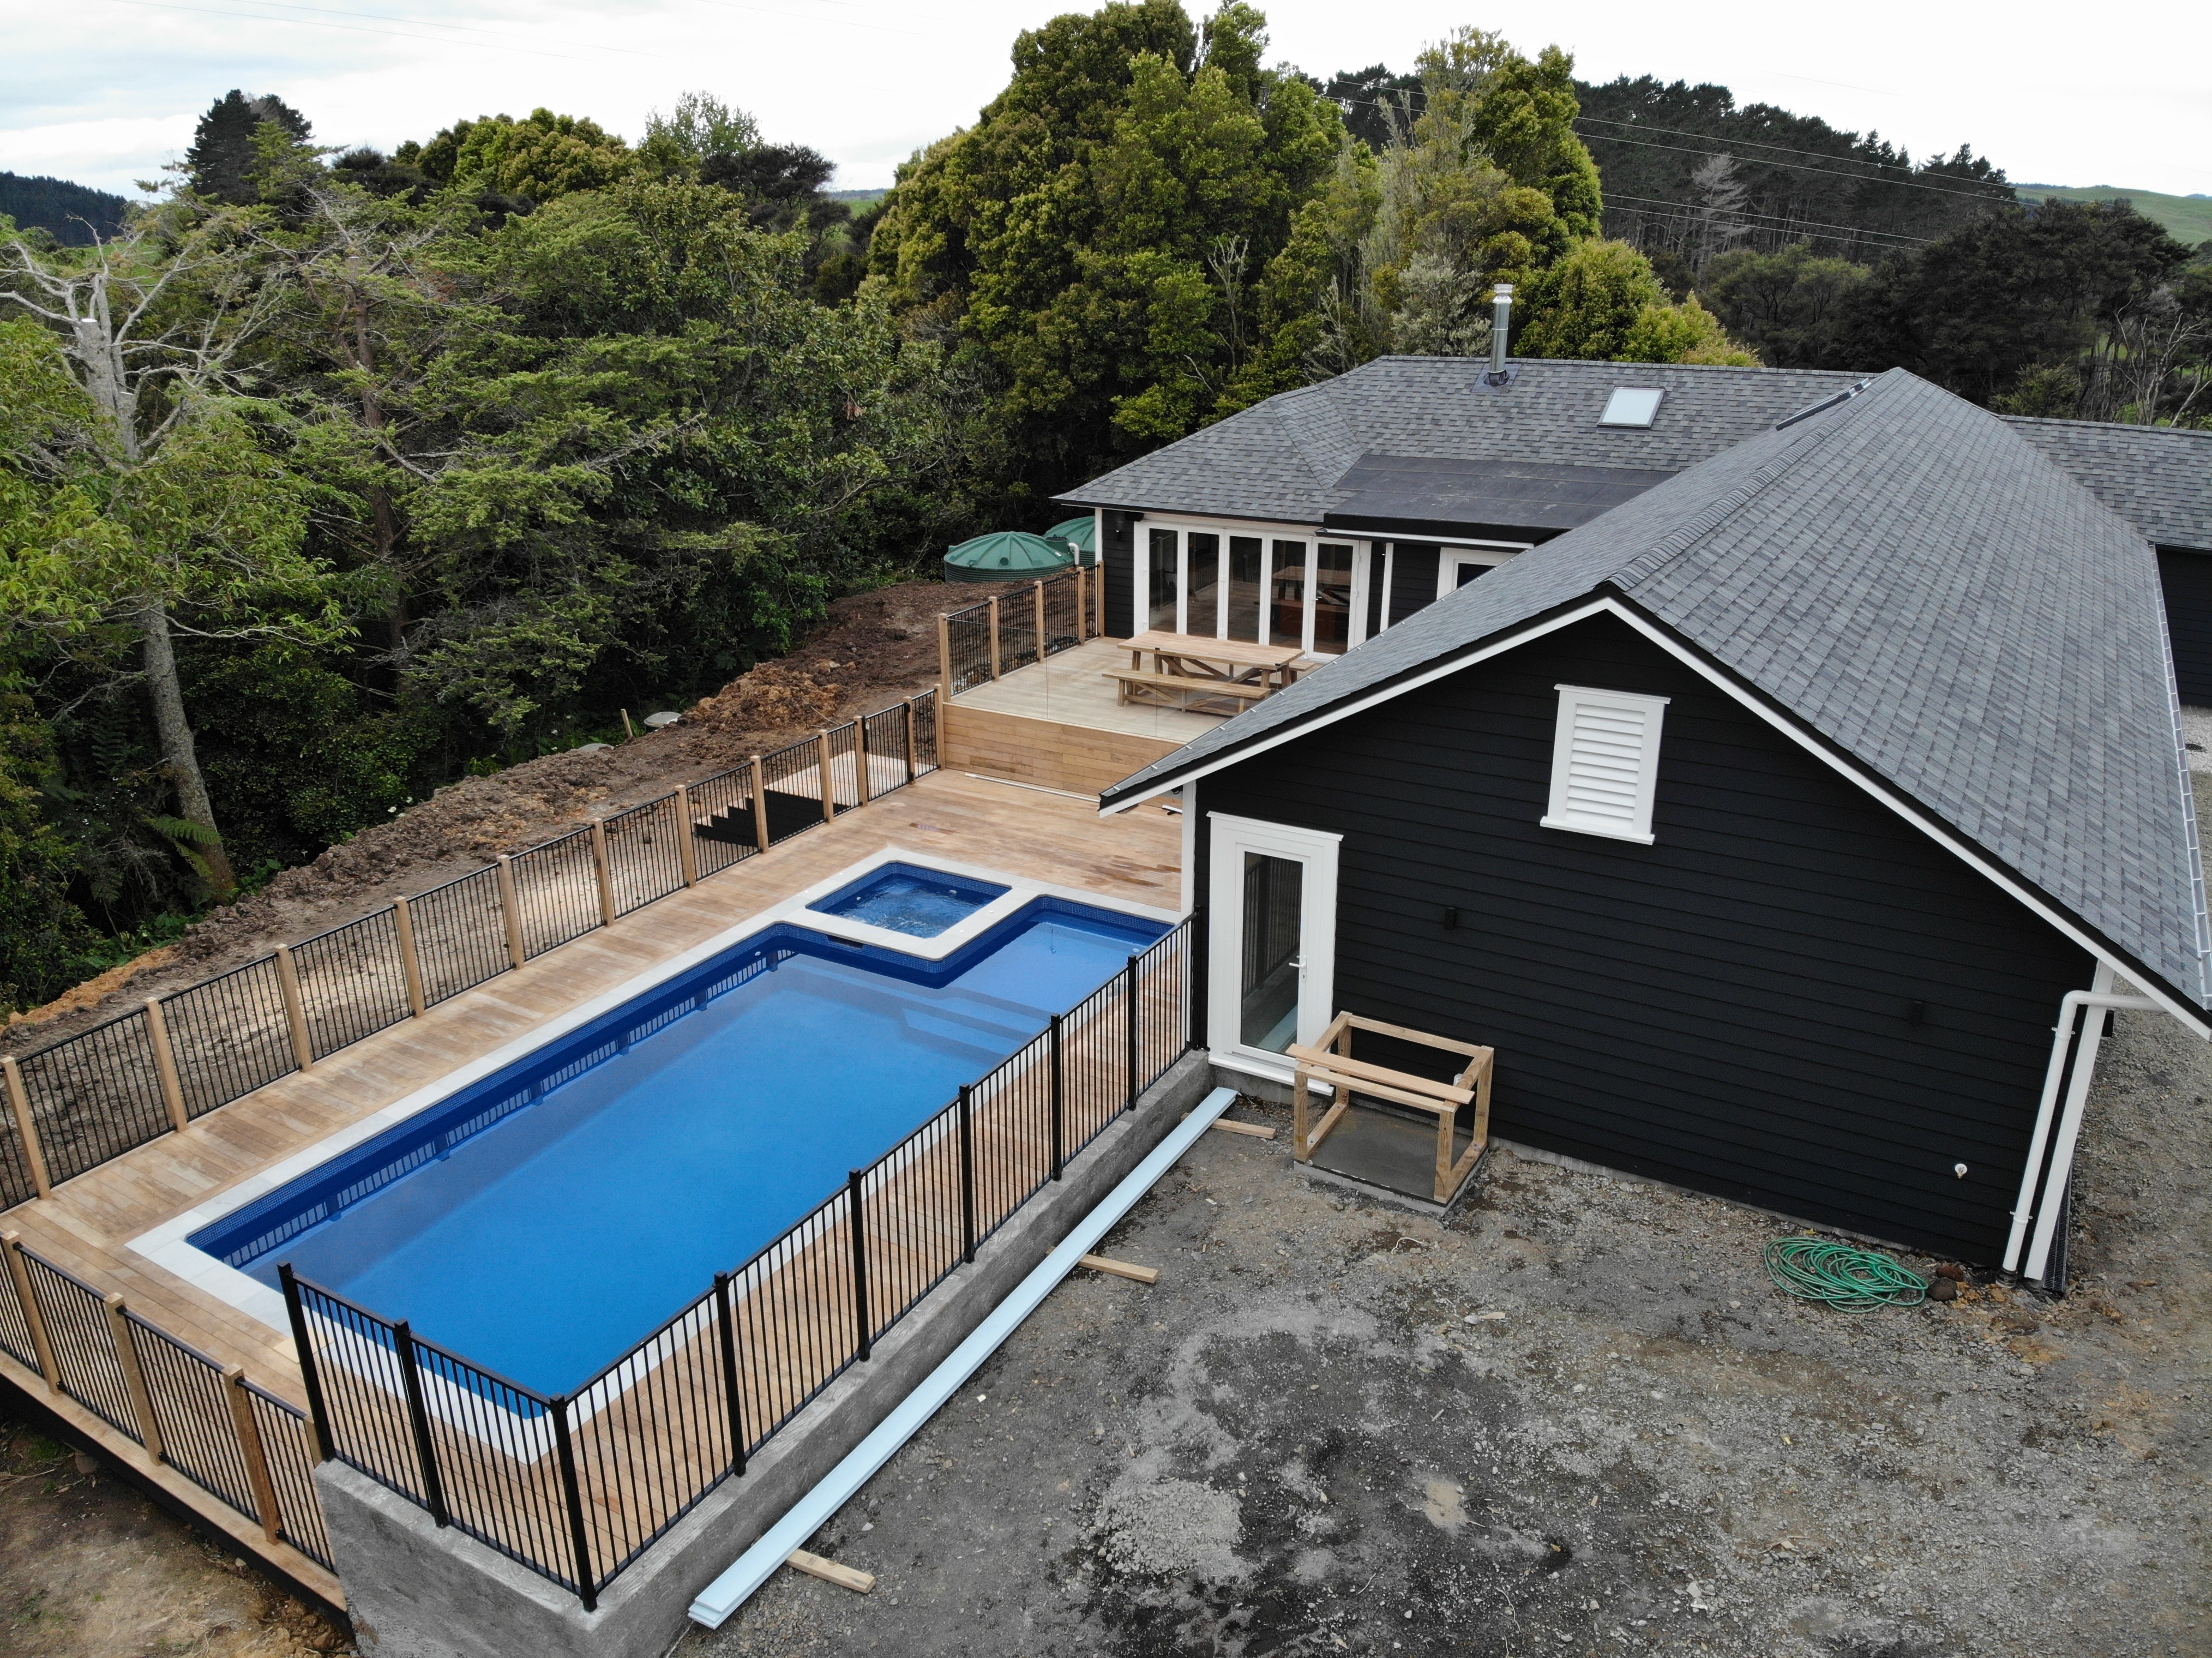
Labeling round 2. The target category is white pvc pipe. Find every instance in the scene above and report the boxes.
[2003,969,2157,1275]
[687,1086,1238,1630]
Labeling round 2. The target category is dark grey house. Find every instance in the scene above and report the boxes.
[1067,361,2211,1281]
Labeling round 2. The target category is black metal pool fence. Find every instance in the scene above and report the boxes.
[0,694,940,1211]
[284,917,1194,1609]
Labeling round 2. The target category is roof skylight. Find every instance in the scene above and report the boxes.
[1600,387,1664,428]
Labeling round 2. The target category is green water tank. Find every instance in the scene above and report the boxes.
[1043,514,1098,566]
[942,530,1075,584]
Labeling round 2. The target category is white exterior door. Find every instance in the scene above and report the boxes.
[1207,813,1340,1073]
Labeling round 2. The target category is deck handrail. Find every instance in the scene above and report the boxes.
[936,564,1096,701]
[0,692,941,1212]
[284,914,1196,1609]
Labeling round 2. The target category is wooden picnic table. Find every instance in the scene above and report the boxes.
[1107,630,1309,713]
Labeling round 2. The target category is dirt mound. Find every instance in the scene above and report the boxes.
[4,578,1021,1054]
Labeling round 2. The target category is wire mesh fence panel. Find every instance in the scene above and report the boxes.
[248,1384,335,1568]
[943,605,994,693]
[911,690,937,771]
[511,831,600,960]
[409,867,510,1005]
[859,705,911,795]
[19,1252,137,1438]
[407,1332,580,1592]
[291,909,413,1062]
[15,1011,172,1185]
[569,1289,736,1591]
[605,796,686,916]
[0,1108,39,1211]
[967,1031,1055,1246]
[161,959,296,1121]
[0,1249,38,1370]
[1043,569,1086,654]
[857,1108,965,1347]
[997,593,1040,674]
[290,1278,435,1509]
[759,739,824,846]
[729,1196,861,1455]
[127,1313,257,1514]
[686,762,756,879]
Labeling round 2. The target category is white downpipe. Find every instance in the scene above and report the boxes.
[687,1086,1237,1629]
[2003,965,2157,1276]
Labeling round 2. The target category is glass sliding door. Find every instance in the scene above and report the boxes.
[1185,532,1222,638]
[1225,536,1264,642]
[1269,540,1309,649]
[1147,528,1180,633]
[1313,542,1354,653]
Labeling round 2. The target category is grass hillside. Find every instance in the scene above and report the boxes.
[2017,184,2212,248]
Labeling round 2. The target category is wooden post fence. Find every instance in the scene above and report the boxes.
[674,786,699,886]
[590,821,617,927]
[274,947,314,1074]
[145,999,189,1133]
[1,1234,59,1390]
[495,855,527,969]
[224,1364,284,1543]
[3,1056,52,1200]
[392,896,428,1017]
[987,595,1002,682]
[102,1292,163,1461]
[1033,579,1047,666]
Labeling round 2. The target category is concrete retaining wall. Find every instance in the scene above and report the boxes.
[319,1048,1216,1658]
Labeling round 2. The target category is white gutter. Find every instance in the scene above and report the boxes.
[2003,966,2159,1277]
[687,1085,1239,1629]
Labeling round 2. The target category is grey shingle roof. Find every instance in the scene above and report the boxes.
[1058,357,1864,524]
[1102,370,2212,1011]
[1325,454,1675,535]
[2003,416,2212,554]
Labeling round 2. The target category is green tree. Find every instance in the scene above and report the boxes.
[0,681,99,1011]
[0,220,348,900]
[1512,237,1756,363]
[868,0,1344,496]
[185,90,312,206]
[401,110,636,204]
[1700,243,1868,369]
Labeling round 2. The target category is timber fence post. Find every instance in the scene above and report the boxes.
[2,1234,59,1391]
[855,716,873,806]
[392,897,428,1017]
[101,1293,163,1459]
[987,596,1001,682]
[224,1364,283,1543]
[145,1000,189,1133]
[495,855,527,969]
[590,820,616,927]
[3,1058,52,1200]
[937,612,952,703]
[274,948,314,1074]
[1033,579,1047,664]
[675,786,699,886]
[749,756,770,854]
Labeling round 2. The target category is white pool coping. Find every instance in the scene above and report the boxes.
[127,846,1179,1352]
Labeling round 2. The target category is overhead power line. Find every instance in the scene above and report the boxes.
[1602,193,1937,247]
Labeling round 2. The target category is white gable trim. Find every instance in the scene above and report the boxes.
[1101,592,2212,1037]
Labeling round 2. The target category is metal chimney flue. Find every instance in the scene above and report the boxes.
[1487,283,1513,383]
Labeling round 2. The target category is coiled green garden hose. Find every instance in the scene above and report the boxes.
[1763,1236,1928,1312]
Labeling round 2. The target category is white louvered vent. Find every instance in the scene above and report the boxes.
[1541,686,1669,845]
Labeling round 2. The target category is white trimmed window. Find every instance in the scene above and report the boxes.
[1541,685,1669,844]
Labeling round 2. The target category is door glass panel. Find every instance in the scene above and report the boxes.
[1185,533,1221,638]
[1313,543,1354,653]
[1225,536,1263,642]
[1454,557,1490,588]
[1270,540,1309,650]
[1239,852,1303,1052]
[1147,528,1179,632]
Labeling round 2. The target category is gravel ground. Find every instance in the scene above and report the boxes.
[677,1001,2209,1658]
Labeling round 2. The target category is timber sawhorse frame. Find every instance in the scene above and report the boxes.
[1288,1013,1495,1205]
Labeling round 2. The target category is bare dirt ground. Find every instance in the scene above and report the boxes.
[1,579,1015,1060]
[676,999,2209,1658]
[0,1419,350,1658]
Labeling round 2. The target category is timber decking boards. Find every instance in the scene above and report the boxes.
[1,770,1182,1409]
[952,636,1229,744]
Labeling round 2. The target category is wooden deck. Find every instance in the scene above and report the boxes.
[944,636,1226,795]
[0,770,1182,1589]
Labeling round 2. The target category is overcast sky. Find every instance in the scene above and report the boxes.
[5,0,2208,203]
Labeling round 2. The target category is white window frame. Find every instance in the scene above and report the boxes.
[1131,516,1329,650]
[1434,542,1529,600]
[1540,683,1670,845]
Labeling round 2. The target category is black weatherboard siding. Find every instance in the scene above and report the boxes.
[1102,511,1138,638]
[1199,613,2093,1261]
[2157,549,2212,705]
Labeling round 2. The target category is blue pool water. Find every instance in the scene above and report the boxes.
[810,862,1007,937]
[192,897,1163,1393]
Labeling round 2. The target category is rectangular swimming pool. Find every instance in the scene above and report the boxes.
[189,893,1165,1395]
